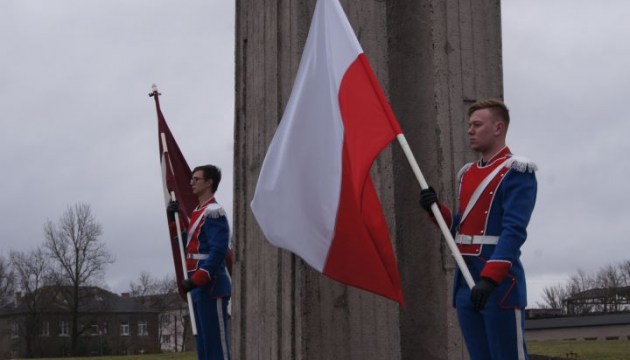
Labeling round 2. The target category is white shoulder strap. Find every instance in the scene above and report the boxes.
[187,203,226,240]
[460,158,510,224]
[187,212,205,242]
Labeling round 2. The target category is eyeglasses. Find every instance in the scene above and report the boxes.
[190,177,205,183]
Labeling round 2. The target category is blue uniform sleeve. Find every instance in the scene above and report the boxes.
[198,215,230,277]
[481,168,537,282]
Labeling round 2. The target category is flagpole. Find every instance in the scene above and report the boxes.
[151,86,198,336]
[168,189,199,336]
[352,56,474,289]
[396,134,476,289]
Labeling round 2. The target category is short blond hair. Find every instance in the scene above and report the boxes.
[468,98,510,127]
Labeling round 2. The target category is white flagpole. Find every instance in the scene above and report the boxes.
[396,134,475,289]
[169,191,198,336]
[161,133,198,336]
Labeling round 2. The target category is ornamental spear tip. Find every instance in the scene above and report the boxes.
[149,84,161,97]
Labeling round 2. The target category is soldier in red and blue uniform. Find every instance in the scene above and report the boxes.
[420,99,536,360]
[168,164,231,360]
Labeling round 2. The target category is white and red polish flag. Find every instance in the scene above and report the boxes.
[250,0,404,304]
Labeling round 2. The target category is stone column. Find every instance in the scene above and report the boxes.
[233,1,502,359]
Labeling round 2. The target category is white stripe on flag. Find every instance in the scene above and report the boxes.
[251,0,363,271]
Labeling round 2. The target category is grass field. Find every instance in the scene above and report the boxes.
[528,340,630,360]
[35,341,630,360]
[40,353,196,360]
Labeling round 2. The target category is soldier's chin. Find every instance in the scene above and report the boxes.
[470,144,487,153]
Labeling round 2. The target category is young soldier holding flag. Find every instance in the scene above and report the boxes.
[420,99,537,360]
[168,165,231,360]
[153,86,232,359]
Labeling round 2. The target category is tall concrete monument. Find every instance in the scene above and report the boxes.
[233,1,503,359]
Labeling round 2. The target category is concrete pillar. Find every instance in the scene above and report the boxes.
[233,1,503,359]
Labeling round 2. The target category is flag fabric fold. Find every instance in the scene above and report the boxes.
[250,0,404,304]
[154,92,197,299]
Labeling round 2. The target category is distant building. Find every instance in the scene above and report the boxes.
[0,286,160,358]
[526,308,564,319]
[526,286,630,341]
[565,286,630,315]
[131,292,194,352]
[526,312,630,341]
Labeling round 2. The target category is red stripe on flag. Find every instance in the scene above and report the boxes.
[323,54,404,305]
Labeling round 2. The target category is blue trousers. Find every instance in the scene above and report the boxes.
[192,293,231,360]
[455,282,528,360]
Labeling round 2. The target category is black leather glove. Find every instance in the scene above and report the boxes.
[470,277,497,311]
[166,201,180,221]
[419,187,438,212]
[181,279,197,293]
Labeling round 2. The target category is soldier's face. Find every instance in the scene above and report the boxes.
[191,170,213,196]
[467,108,503,153]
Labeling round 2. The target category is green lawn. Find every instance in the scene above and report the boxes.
[40,353,196,360]
[528,340,630,360]
[35,342,630,360]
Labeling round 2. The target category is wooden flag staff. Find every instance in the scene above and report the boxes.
[396,134,476,289]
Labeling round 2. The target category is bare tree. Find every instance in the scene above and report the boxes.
[596,264,622,289]
[538,269,595,314]
[567,269,594,295]
[130,272,158,299]
[129,272,185,351]
[44,203,114,355]
[564,269,596,314]
[10,249,55,357]
[540,261,630,315]
[595,263,630,312]
[619,260,630,287]
[0,255,15,307]
[537,283,567,310]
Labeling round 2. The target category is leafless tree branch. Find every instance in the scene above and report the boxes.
[43,203,114,354]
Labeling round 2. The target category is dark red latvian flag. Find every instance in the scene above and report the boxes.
[152,89,197,300]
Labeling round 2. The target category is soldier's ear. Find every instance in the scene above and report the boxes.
[494,120,506,135]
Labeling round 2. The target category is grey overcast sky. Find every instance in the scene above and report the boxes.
[1,1,628,307]
[0,1,236,293]
[503,1,630,305]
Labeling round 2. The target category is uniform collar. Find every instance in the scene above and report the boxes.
[195,196,216,211]
[479,146,511,167]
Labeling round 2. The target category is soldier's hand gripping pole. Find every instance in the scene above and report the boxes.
[395,134,475,289]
